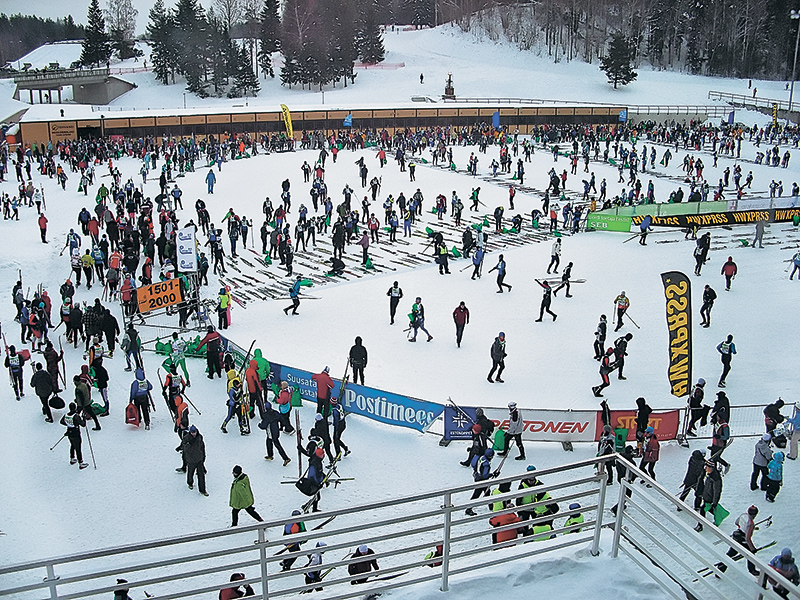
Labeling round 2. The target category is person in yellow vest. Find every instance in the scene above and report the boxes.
[564,503,584,534]
[516,466,560,539]
[515,466,540,530]
[218,287,231,329]
[490,481,513,512]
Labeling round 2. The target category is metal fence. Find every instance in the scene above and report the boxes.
[708,90,796,113]
[1,454,797,600]
[612,460,800,600]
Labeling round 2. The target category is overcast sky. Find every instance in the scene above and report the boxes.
[0,0,212,34]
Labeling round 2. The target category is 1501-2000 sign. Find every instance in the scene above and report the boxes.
[137,279,184,314]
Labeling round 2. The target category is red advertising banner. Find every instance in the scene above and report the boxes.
[594,410,681,441]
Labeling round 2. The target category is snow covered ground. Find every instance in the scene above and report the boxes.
[4,25,796,118]
[0,22,799,600]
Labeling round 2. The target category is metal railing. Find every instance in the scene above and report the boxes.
[1,455,797,600]
[13,68,109,84]
[612,460,800,600]
[709,90,799,114]
[440,96,729,117]
[0,456,611,600]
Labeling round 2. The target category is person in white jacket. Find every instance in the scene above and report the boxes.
[499,402,525,461]
[546,238,561,274]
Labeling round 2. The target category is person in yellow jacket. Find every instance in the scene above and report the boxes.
[81,249,95,290]
[564,503,584,534]
[218,287,231,329]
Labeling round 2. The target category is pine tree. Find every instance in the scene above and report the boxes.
[258,0,281,77]
[357,0,385,65]
[230,42,260,96]
[599,32,638,89]
[81,0,112,67]
[174,0,209,97]
[147,0,178,84]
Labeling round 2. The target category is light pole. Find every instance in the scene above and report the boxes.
[789,10,800,121]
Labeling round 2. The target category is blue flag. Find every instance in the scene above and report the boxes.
[618,109,628,123]
[343,114,353,127]
[727,111,735,124]
[492,111,500,128]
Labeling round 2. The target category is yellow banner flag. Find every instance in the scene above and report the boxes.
[280,104,293,139]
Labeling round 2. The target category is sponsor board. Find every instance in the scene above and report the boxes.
[586,213,633,232]
[176,225,197,272]
[342,382,443,432]
[597,410,681,441]
[443,406,597,442]
[632,208,800,228]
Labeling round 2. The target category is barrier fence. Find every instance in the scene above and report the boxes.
[1,455,797,600]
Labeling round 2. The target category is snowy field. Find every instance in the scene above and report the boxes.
[0,22,799,600]
[5,24,796,119]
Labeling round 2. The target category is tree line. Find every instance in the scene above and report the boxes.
[447,0,797,80]
[0,14,85,70]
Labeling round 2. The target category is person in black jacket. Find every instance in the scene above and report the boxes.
[101,309,120,358]
[312,413,335,464]
[593,315,607,360]
[487,332,506,383]
[700,284,717,327]
[634,397,652,456]
[686,378,708,436]
[348,545,379,584]
[711,391,730,425]
[386,282,403,325]
[678,449,707,503]
[764,398,786,433]
[92,357,110,416]
[259,402,291,466]
[60,402,88,468]
[30,362,54,422]
[695,461,722,531]
[182,425,208,496]
[348,336,367,385]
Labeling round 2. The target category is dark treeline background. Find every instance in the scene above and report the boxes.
[0,14,85,69]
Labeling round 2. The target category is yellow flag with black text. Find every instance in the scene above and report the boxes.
[661,271,692,397]
[280,104,293,139]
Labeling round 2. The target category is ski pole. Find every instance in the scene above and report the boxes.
[84,424,97,469]
[180,390,202,415]
[50,433,66,451]
[625,311,641,329]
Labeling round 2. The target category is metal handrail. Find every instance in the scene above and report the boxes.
[709,90,797,113]
[612,460,800,599]
[13,68,109,84]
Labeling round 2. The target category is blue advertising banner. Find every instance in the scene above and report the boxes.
[279,365,343,402]
[341,382,443,432]
[443,405,478,440]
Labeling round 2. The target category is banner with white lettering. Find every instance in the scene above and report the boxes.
[341,382,443,432]
[443,406,597,442]
[176,225,197,272]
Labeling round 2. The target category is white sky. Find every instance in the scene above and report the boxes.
[0,0,208,33]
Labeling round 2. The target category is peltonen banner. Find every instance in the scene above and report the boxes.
[632,207,800,228]
[661,271,692,398]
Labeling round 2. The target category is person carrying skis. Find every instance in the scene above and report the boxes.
[717,505,760,575]
[60,401,88,469]
[5,344,26,400]
[283,276,303,316]
[279,510,307,571]
[221,378,244,434]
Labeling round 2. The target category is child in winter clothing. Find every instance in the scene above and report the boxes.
[765,451,784,502]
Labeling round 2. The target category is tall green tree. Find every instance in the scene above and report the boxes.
[80,0,112,67]
[147,0,178,84]
[357,0,385,65]
[599,32,638,89]
[231,41,260,96]
[174,0,209,96]
[258,0,281,77]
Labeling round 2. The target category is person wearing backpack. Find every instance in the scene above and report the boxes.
[129,368,153,430]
